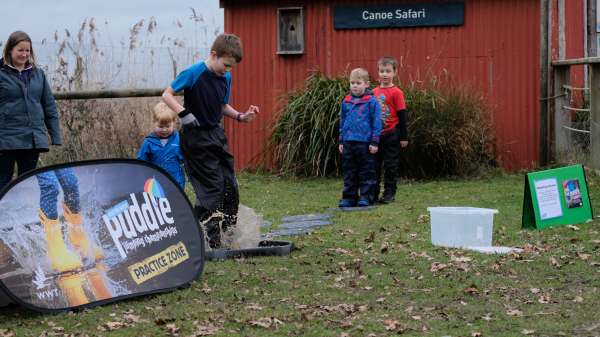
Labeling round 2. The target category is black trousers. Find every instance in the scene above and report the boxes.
[180,126,239,248]
[0,149,40,192]
[341,141,376,202]
[374,130,400,199]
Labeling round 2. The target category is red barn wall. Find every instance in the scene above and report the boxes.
[221,0,585,171]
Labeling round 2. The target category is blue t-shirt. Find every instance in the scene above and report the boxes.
[170,61,231,128]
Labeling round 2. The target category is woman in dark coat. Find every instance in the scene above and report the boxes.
[0,31,61,191]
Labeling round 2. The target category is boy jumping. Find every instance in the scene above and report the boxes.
[162,33,258,248]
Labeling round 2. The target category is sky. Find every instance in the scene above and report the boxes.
[1,0,223,47]
[0,1,224,88]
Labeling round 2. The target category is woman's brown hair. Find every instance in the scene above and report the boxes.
[2,31,36,67]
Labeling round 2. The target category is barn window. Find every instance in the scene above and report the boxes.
[277,7,304,54]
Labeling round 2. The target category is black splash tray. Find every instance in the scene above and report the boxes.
[205,240,294,261]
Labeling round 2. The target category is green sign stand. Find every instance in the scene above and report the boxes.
[522,164,593,229]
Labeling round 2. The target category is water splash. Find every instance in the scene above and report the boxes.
[200,204,261,250]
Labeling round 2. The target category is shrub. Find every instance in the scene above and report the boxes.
[399,80,496,178]
[269,72,495,178]
[269,72,347,177]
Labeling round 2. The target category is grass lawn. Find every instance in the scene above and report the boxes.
[2,171,600,337]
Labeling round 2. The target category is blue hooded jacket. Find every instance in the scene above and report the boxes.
[339,93,382,145]
[137,132,185,189]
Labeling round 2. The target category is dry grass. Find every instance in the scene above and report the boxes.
[41,98,166,165]
[34,11,213,166]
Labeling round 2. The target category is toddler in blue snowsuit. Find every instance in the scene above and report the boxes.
[137,102,185,189]
[338,68,382,207]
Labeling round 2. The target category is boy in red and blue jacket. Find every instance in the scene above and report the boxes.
[338,68,382,207]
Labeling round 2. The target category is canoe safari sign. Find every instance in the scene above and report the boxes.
[334,2,465,29]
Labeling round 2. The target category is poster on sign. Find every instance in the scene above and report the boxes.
[0,159,204,312]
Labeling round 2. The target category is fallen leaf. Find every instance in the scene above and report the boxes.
[506,309,523,317]
[166,323,179,334]
[577,253,591,260]
[417,214,429,223]
[430,262,449,272]
[103,321,125,331]
[201,282,212,294]
[330,248,354,256]
[300,311,313,321]
[522,329,535,335]
[192,323,220,336]
[0,329,15,337]
[481,313,493,321]
[123,314,141,324]
[245,304,264,311]
[464,284,479,295]
[451,255,472,263]
[567,225,580,231]
[538,294,551,304]
[249,317,283,329]
[383,319,400,331]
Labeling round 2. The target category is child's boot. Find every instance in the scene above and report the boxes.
[86,264,112,301]
[379,191,395,204]
[39,209,82,273]
[56,273,88,306]
[63,204,103,262]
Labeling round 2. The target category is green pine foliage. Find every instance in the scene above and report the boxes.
[270,72,496,178]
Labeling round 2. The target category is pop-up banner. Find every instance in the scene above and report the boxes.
[0,159,204,312]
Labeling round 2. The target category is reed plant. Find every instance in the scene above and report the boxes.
[34,10,214,166]
[270,72,496,178]
[270,72,348,177]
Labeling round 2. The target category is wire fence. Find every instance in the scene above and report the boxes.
[560,84,591,164]
[36,41,208,92]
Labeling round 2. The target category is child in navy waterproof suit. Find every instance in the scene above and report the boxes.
[338,68,382,208]
[137,102,185,189]
[161,33,258,248]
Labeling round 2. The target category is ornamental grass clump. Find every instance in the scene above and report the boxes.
[270,72,496,178]
[270,72,348,177]
[400,81,496,178]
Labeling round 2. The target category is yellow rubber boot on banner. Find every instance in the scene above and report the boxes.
[57,273,89,307]
[39,209,82,273]
[86,265,112,301]
[63,204,104,262]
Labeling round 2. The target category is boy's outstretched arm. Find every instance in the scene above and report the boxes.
[222,104,259,123]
